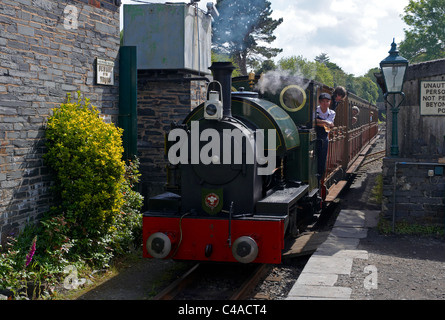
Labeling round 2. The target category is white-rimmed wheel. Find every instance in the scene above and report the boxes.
[146,232,172,259]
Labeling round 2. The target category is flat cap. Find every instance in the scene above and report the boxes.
[319,92,331,100]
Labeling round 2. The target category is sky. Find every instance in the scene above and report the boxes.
[120,0,410,76]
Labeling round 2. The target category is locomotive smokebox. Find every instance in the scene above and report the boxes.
[209,62,236,118]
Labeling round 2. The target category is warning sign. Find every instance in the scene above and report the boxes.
[420,81,445,115]
[96,58,114,85]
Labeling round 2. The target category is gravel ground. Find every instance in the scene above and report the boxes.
[251,256,310,300]
[336,230,445,300]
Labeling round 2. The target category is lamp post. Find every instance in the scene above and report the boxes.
[380,39,409,157]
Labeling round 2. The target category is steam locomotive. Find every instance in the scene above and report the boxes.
[142,62,378,264]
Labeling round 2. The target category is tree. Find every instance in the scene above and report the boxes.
[211,51,242,77]
[399,0,445,63]
[268,53,379,104]
[365,67,384,103]
[254,59,277,74]
[316,53,349,88]
[278,55,334,87]
[315,53,330,65]
[353,76,379,104]
[212,0,283,75]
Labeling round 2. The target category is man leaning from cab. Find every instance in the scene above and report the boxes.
[315,92,336,185]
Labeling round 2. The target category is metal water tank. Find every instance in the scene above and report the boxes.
[123,3,212,74]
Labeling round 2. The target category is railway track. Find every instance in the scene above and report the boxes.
[362,149,385,166]
[152,201,341,301]
[151,239,329,301]
[153,263,271,300]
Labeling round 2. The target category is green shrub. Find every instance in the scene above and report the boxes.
[1,93,144,298]
[44,93,125,242]
[112,158,144,255]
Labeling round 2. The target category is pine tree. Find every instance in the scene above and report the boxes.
[212,0,283,75]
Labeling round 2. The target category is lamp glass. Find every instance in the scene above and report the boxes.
[381,63,407,93]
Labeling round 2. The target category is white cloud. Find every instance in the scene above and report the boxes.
[330,0,360,14]
[270,0,410,75]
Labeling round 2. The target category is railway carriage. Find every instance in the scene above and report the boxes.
[143,62,378,264]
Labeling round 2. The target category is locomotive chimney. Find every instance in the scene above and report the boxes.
[209,62,235,118]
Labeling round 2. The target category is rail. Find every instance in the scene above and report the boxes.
[152,263,270,300]
[152,263,201,300]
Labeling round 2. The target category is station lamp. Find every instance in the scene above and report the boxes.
[380,39,409,157]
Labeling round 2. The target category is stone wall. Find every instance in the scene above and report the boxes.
[0,0,121,243]
[137,71,208,208]
[382,59,445,230]
[382,159,444,228]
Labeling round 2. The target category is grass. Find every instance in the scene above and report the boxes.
[369,173,383,205]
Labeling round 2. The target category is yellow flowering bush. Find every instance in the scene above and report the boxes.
[44,93,126,250]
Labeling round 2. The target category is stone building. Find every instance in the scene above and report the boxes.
[0,1,211,242]
[382,58,445,231]
[0,0,121,243]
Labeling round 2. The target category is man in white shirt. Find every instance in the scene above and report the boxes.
[315,93,335,184]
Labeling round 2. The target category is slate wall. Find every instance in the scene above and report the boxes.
[0,0,121,242]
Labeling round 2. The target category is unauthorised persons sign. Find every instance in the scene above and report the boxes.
[420,81,445,115]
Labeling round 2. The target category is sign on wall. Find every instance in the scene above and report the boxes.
[420,81,445,115]
[96,58,114,85]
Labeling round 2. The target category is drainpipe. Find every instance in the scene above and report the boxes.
[119,46,138,161]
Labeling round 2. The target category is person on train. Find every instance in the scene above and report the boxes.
[351,105,360,126]
[315,92,336,185]
[330,86,347,111]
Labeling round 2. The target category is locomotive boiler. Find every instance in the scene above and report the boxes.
[142,61,378,264]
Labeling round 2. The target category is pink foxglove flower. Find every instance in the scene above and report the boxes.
[25,236,37,268]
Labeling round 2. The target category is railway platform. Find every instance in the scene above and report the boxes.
[286,209,379,299]
[286,128,445,300]
[286,129,384,299]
